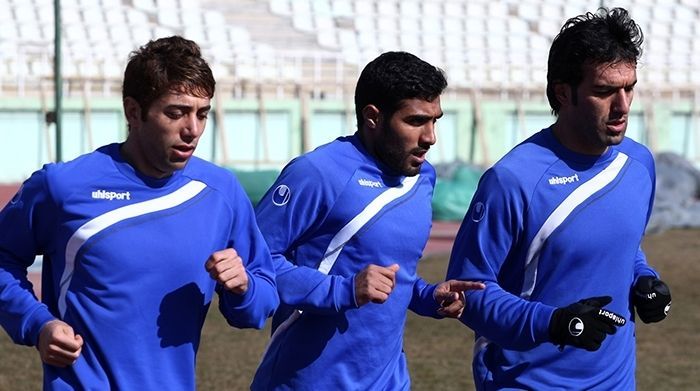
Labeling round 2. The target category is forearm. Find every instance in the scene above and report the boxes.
[275,255,357,314]
[0,262,55,346]
[218,269,278,329]
[408,277,440,318]
[633,247,658,282]
[461,284,555,351]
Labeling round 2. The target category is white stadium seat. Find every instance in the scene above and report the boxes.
[0,0,698,96]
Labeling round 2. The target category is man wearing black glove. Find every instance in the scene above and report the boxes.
[549,296,627,351]
[445,7,671,390]
[633,276,672,323]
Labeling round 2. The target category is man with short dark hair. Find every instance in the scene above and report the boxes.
[251,51,484,390]
[446,8,671,389]
[0,36,278,389]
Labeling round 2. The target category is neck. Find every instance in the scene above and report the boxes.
[120,139,172,179]
[551,120,607,156]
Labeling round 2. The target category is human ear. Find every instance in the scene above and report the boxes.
[362,105,381,129]
[554,83,571,107]
[123,97,143,129]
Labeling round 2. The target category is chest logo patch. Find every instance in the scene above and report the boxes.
[272,184,291,206]
[548,173,580,185]
[358,178,382,188]
[92,190,131,201]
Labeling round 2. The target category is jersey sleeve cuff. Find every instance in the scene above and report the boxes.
[337,275,358,310]
[24,306,56,346]
[538,304,558,343]
[217,271,258,309]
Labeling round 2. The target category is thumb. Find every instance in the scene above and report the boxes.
[582,295,612,308]
[436,291,460,303]
[74,333,84,347]
[387,264,400,273]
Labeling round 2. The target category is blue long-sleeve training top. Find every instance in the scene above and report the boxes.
[0,143,278,390]
[447,128,659,389]
[251,134,441,390]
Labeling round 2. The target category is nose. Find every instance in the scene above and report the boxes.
[420,122,437,147]
[182,113,204,140]
[613,89,633,115]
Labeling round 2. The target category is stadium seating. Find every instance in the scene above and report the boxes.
[1,0,699,98]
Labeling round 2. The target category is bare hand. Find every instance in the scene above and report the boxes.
[205,248,249,295]
[37,320,83,367]
[434,280,486,318]
[354,264,400,306]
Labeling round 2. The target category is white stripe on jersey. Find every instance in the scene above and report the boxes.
[520,153,628,299]
[58,180,207,317]
[266,174,421,349]
[318,174,420,274]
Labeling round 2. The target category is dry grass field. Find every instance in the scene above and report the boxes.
[1,229,698,390]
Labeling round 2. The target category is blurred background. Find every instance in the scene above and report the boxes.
[1,0,699,224]
[1,2,699,389]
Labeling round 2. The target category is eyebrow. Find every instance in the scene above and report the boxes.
[593,79,637,89]
[409,111,443,119]
[166,104,212,112]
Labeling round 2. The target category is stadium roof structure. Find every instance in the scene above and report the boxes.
[1,0,700,101]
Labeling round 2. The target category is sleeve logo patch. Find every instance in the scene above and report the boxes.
[9,184,24,205]
[471,201,486,222]
[272,184,291,206]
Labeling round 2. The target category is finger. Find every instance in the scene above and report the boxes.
[595,308,626,327]
[369,290,390,304]
[218,268,246,287]
[447,280,486,292]
[434,290,459,303]
[372,278,395,295]
[377,264,399,281]
[211,258,244,279]
[53,338,82,353]
[587,329,607,348]
[651,280,670,295]
[44,343,81,366]
[204,256,218,271]
[212,248,238,259]
[214,260,245,280]
[205,248,238,270]
[219,267,249,293]
[440,298,465,316]
[583,295,612,307]
[74,334,84,348]
[51,328,82,352]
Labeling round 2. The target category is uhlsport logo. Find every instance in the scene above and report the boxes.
[471,201,486,222]
[358,178,382,188]
[549,173,580,185]
[92,190,131,201]
[272,184,291,206]
[568,317,584,336]
[10,184,24,205]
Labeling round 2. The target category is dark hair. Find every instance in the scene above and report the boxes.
[354,51,447,129]
[546,7,643,115]
[122,36,215,119]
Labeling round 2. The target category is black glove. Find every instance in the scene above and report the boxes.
[549,296,626,351]
[633,276,671,323]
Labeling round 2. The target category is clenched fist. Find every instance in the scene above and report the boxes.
[354,264,400,306]
[205,248,249,295]
[38,320,83,367]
